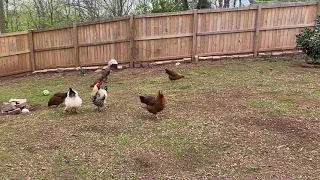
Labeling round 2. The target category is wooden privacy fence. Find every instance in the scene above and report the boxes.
[1,1,320,77]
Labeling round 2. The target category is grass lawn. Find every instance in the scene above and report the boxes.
[1,55,320,179]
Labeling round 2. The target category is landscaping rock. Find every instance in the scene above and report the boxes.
[0,110,7,116]
[7,108,21,115]
[134,63,141,68]
[9,99,27,104]
[2,102,16,112]
[212,56,221,60]
[16,102,27,109]
[199,56,213,60]
[141,62,149,68]
[272,52,283,56]
[238,54,253,58]
[122,64,130,69]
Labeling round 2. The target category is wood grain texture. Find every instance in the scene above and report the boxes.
[0,2,319,77]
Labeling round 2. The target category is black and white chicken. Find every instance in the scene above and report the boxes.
[65,88,82,113]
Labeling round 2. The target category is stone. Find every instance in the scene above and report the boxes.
[33,69,48,73]
[57,68,64,73]
[272,52,283,56]
[283,51,294,55]
[0,110,7,116]
[212,56,221,60]
[21,109,30,113]
[85,66,100,70]
[2,103,16,112]
[141,62,149,68]
[134,63,141,68]
[9,99,27,104]
[199,56,212,60]
[238,54,253,58]
[122,64,129,69]
[16,102,27,109]
[259,53,271,56]
[7,108,21,115]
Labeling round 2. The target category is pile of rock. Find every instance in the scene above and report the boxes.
[1,99,29,115]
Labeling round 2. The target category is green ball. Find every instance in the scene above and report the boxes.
[42,90,50,96]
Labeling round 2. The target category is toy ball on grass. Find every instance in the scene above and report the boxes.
[42,90,50,96]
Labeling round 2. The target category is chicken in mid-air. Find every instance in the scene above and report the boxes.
[139,90,166,117]
[165,69,184,81]
[90,59,118,88]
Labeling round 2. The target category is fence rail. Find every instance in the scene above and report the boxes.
[1,1,319,77]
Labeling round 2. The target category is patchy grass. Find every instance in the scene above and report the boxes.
[1,56,320,178]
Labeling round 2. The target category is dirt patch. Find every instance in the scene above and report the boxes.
[292,62,320,69]
[240,117,320,143]
[28,104,42,111]
[131,149,166,177]
[78,124,122,135]
[176,147,202,172]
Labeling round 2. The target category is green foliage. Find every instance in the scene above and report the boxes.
[296,28,315,57]
[135,3,152,14]
[135,0,189,14]
[296,14,320,63]
[196,0,211,9]
[150,0,177,13]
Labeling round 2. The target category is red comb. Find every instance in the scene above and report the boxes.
[98,81,103,86]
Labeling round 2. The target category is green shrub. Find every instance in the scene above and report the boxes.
[296,14,320,63]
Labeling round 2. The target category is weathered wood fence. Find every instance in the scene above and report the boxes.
[0,2,319,77]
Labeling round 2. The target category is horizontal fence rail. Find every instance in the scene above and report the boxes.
[0,1,319,77]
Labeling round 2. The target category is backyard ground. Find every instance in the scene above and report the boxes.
[1,55,320,179]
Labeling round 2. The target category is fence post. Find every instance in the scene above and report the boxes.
[129,14,135,68]
[253,5,262,57]
[73,22,80,67]
[192,9,198,62]
[28,30,35,71]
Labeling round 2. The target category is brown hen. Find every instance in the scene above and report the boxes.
[165,69,184,80]
[48,92,67,107]
[140,90,166,116]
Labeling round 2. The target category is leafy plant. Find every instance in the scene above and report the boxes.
[296,14,320,64]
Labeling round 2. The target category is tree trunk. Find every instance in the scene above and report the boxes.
[0,0,5,33]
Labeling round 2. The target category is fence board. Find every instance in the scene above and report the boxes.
[0,32,30,77]
[0,2,319,77]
